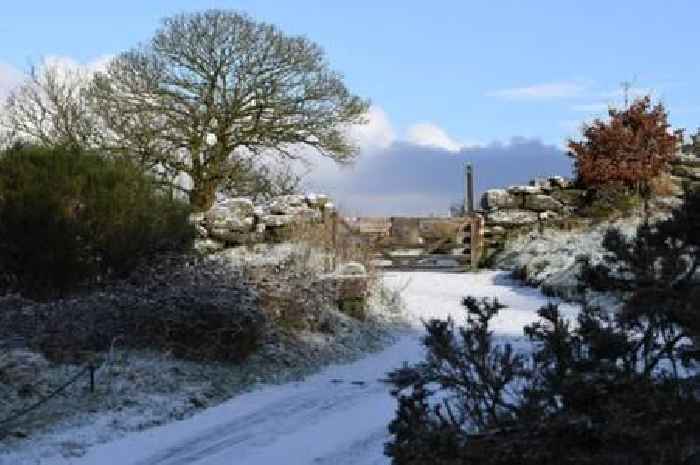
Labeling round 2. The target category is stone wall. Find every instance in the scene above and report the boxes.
[480,149,700,267]
[191,193,335,252]
[670,153,700,192]
[481,175,584,229]
[482,150,700,232]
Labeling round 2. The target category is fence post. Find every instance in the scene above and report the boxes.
[332,211,338,271]
[89,364,95,393]
[470,215,484,270]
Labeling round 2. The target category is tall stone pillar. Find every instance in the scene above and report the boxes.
[465,163,475,215]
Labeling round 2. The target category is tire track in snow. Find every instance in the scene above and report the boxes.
[137,382,389,465]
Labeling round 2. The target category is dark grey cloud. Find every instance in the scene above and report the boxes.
[305,137,572,216]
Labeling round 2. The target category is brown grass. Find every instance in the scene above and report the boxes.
[649,172,680,197]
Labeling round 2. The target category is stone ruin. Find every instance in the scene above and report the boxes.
[191,193,336,252]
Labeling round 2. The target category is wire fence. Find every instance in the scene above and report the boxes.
[0,340,120,437]
[0,364,92,433]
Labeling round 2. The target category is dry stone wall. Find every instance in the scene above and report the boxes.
[191,193,335,252]
[481,151,700,233]
[671,154,700,192]
[481,175,583,229]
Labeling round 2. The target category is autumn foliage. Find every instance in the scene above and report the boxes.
[568,97,678,189]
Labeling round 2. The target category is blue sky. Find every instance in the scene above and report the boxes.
[1,1,698,213]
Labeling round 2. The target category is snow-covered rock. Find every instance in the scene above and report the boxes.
[508,185,542,195]
[550,189,586,206]
[209,228,250,243]
[481,189,519,210]
[253,206,266,218]
[220,197,254,216]
[493,216,644,300]
[525,194,564,212]
[549,176,572,189]
[337,262,367,276]
[261,214,296,227]
[194,238,225,253]
[487,209,539,226]
[192,193,333,244]
[0,349,49,388]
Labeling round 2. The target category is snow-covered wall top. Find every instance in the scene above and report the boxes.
[191,193,335,251]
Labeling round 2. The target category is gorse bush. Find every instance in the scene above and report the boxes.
[581,186,700,345]
[0,144,194,298]
[387,300,700,465]
[386,189,700,465]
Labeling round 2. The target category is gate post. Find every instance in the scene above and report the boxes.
[469,214,484,269]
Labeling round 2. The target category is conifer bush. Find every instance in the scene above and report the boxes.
[0,144,194,298]
[385,189,700,465]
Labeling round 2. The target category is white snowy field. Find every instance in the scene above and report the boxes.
[2,271,577,465]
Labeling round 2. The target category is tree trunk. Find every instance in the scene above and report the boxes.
[189,179,217,212]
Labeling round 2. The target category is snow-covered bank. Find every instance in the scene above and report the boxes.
[492,216,645,301]
[0,244,403,460]
[490,193,688,302]
[1,271,576,465]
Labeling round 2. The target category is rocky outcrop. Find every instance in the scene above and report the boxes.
[492,217,643,301]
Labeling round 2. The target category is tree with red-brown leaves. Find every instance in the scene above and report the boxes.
[568,96,678,191]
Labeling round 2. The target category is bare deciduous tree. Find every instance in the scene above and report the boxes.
[1,62,102,148]
[89,10,369,211]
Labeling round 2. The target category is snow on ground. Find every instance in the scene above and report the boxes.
[1,271,577,465]
[493,216,645,301]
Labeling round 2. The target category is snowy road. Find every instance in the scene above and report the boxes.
[38,271,573,465]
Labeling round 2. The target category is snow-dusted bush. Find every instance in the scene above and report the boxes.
[386,298,700,465]
[0,255,263,363]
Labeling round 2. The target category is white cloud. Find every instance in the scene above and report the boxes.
[0,55,113,105]
[0,62,23,103]
[40,54,113,81]
[599,86,654,100]
[487,81,587,100]
[406,122,476,152]
[346,105,395,152]
[570,103,610,112]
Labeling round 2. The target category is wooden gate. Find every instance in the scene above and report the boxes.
[339,215,485,271]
